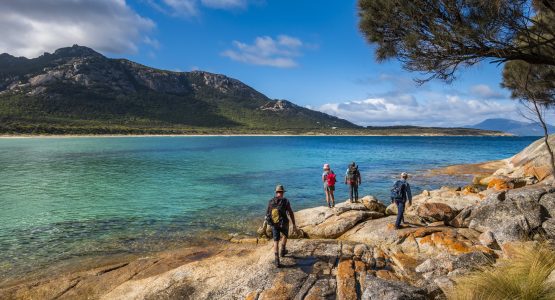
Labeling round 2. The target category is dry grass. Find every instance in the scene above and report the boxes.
[448,243,555,300]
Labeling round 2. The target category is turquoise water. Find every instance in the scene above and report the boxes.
[0,136,538,278]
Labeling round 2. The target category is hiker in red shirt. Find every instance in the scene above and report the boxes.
[322,164,336,208]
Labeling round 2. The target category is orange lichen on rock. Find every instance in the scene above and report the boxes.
[390,252,421,273]
[336,259,357,300]
[524,165,552,181]
[487,178,511,190]
[258,273,298,300]
[375,269,399,281]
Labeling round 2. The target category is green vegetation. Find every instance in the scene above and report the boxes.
[357,0,555,172]
[0,45,506,136]
[448,243,555,300]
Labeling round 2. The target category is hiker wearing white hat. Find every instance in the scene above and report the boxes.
[390,172,412,229]
[322,164,336,208]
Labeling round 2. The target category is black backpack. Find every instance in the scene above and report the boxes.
[390,180,406,201]
[266,197,288,227]
[347,166,359,182]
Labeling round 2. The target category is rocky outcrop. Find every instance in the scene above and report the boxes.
[295,196,385,239]
[493,135,555,182]
[466,186,553,245]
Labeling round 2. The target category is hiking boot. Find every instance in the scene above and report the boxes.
[274,253,280,267]
[280,247,288,257]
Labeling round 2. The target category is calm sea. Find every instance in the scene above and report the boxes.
[0,136,538,278]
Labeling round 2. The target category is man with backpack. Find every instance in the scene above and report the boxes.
[266,184,297,268]
[345,162,362,203]
[322,164,336,208]
[390,172,412,229]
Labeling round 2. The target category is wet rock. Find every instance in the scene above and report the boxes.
[417,202,458,223]
[362,276,427,300]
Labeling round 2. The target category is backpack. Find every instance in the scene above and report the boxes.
[390,180,405,201]
[347,166,359,183]
[326,172,336,187]
[266,197,288,227]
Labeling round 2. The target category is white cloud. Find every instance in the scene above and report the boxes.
[147,0,258,16]
[155,0,198,16]
[0,0,155,58]
[470,84,506,99]
[222,35,308,68]
[317,94,519,127]
[201,0,247,9]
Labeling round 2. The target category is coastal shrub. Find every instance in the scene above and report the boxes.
[448,243,555,300]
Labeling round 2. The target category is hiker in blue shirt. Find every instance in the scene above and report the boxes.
[345,162,362,203]
[391,172,412,229]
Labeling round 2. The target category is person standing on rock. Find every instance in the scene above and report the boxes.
[391,172,412,229]
[322,164,336,208]
[266,184,297,268]
[345,162,362,203]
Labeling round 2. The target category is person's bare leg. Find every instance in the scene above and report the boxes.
[325,189,330,207]
[273,239,280,266]
[330,190,335,207]
[274,240,279,254]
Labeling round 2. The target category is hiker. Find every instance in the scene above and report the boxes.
[345,162,361,203]
[322,164,336,208]
[266,184,297,268]
[390,172,412,229]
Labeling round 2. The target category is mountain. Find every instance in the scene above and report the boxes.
[0,45,358,134]
[0,45,507,135]
[468,118,555,136]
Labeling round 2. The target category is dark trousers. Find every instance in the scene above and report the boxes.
[394,200,405,228]
[349,184,359,201]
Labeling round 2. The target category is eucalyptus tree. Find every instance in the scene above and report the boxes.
[358,0,555,174]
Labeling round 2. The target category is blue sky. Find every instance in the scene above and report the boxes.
[0,0,544,126]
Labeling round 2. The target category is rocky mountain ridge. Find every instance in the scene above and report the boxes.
[0,45,357,133]
[468,118,555,136]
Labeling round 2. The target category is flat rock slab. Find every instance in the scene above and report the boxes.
[297,199,384,239]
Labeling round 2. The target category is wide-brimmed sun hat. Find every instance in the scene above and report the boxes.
[323,163,330,170]
[401,172,408,178]
[275,184,286,192]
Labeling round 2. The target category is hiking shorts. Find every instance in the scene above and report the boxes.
[271,223,289,241]
[325,185,335,192]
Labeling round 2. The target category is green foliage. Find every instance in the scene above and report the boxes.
[357,0,555,82]
[448,242,555,300]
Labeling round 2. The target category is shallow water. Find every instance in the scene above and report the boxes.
[0,136,538,278]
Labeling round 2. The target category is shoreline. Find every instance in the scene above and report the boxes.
[0,133,515,138]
